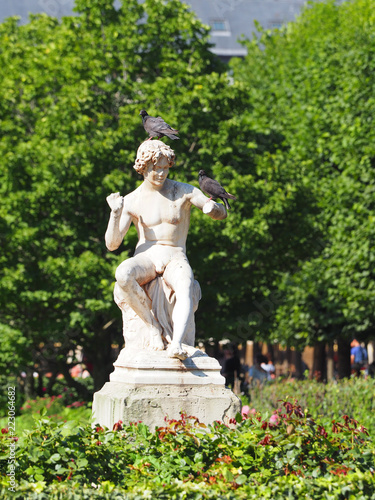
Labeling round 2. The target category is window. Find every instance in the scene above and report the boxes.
[210,19,231,36]
[269,21,284,29]
[212,19,227,31]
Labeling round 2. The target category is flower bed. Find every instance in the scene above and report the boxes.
[246,377,375,437]
[1,398,374,499]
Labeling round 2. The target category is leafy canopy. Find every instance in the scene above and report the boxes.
[231,0,375,349]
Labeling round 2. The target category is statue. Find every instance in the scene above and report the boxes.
[93,139,240,429]
[105,140,227,360]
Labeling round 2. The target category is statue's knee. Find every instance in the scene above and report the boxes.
[115,266,134,289]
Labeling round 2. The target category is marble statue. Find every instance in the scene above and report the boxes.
[93,139,241,429]
[105,140,227,360]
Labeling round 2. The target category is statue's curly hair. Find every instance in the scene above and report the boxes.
[133,140,175,174]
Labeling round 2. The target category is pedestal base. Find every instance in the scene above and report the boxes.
[92,346,241,429]
[92,383,240,429]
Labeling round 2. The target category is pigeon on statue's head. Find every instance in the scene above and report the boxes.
[198,170,237,210]
[139,109,179,140]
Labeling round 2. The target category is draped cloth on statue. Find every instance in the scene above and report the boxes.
[114,276,201,351]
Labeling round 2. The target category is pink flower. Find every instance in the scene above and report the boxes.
[269,414,280,427]
[71,401,84,408]
[241,405,250,417]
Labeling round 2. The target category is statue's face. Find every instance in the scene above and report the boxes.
[143,155,170,188]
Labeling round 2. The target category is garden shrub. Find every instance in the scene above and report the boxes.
[0,395,92,436]
[246,377,375,436]
[1,399,374,499]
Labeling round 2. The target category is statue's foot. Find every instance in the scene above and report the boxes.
[167,342,188,361]
[149,326,164,351]
[163,333,172,344]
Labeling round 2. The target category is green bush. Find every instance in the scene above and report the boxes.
[0,395,92,436]
[245,377,375,436]
[1,398,374,499]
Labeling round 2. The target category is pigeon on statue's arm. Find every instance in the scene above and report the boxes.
[198,170,237,210]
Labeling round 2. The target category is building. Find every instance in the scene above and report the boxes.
[186,0,309,62]
[0,0,314,61]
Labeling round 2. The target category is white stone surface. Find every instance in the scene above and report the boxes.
[92,344,241,429]
[113,277,201,351]
[92,382,241,430]
[110,345,225,385]
[92,141,240,429]
[105,140,227,360]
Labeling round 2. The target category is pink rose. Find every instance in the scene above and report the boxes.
[269,414,280,427]
[241,405,250,417]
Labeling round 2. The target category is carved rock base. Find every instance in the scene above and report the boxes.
[92,383,240,430]
[92,346,241,429]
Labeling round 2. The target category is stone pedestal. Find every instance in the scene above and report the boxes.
[92,345,241,430]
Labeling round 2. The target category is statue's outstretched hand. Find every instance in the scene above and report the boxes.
[202,200,216,215]
[107,192,124,215]
[202,199,227,220]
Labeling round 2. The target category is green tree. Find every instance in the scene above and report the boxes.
[0,0,230,397]
[231,0,375,375]
[0,0,325,398]
[4,0,372,397]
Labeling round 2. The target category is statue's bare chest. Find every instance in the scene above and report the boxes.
[131,189,189,228]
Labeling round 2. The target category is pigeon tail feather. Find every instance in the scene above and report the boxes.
[221,197,231,210]
[164,132,179,140]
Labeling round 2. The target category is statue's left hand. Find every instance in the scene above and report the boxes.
[202,200,217,215]
[202,199,227,220]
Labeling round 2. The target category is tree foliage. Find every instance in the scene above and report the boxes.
[0,0,232,394]
[1,0,375,396]
[231,0,375,352]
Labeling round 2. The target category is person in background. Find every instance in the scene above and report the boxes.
[260,355,276,380]
[350,338,368,377]
[248,354,268,385]
[221,344,242,389]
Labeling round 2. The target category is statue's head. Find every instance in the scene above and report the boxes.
[133,140,175,175]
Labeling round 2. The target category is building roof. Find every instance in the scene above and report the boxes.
[0,0,75,24]
[0,0,312,59]
[186,0,309,58]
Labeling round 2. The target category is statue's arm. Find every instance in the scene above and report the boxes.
[105,192,132,251]
[189,186,227,220]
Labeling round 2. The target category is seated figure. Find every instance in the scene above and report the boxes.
[105,140,227,360]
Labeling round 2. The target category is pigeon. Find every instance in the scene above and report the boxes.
[139,109,179,140]
[198,170,237,210]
